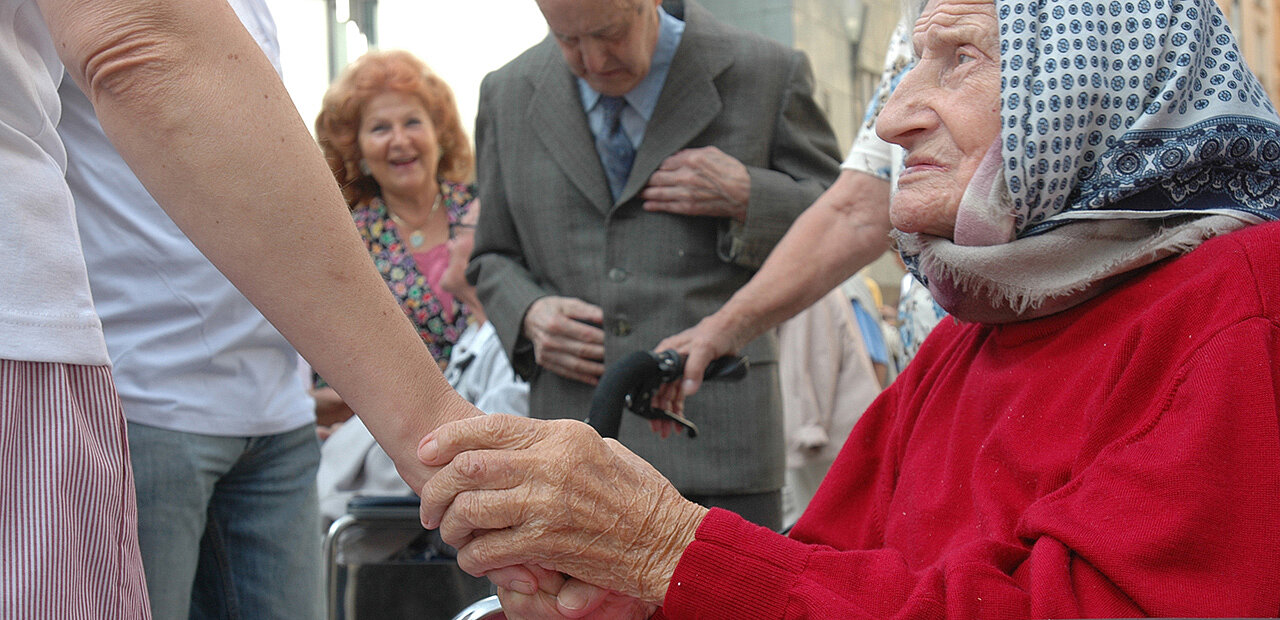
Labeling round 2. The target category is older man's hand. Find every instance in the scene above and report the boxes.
[523,296,606,385]
[417,415,709,605]
[642,146,750,222]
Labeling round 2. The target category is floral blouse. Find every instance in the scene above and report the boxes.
[352,181,476,367]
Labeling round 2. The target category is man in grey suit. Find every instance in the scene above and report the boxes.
[468,0,841,528]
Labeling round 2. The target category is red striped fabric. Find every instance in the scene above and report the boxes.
[0,360,149,619]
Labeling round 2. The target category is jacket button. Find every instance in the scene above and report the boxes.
[614,318,632,337]
[608,267,628,283]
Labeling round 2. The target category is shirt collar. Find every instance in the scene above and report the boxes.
[578,6,685,120]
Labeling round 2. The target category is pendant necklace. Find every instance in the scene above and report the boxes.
[388,192,443,250]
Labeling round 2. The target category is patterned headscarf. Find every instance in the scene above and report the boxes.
[1002,0,1280,232]
[898,0,1280,322]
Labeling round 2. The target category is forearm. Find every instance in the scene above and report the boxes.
[710,169,892,350]
[43,0,476,488]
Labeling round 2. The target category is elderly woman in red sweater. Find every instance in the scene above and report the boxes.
[417,0,1280,616]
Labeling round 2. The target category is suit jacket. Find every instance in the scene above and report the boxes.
[467,0,841,494]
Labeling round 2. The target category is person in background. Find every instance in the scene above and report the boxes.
[775,286,881,529]
[894,264,946,370]
[467,0,842,531]
[313,50,476,426]
[418,0,1280,616]
[317,199,527,522]
[840,270,894,385]
[56,1,329,617]
[2,0,479,615]
[653,18,924,408]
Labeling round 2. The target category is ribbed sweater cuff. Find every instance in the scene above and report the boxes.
[660,508,810,618]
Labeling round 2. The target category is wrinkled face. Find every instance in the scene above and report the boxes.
[538,0,663,97]
[357,91,439,198]
[876,0,1002,239]
[440,201,479,297]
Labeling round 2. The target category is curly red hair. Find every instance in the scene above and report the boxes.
[316,50,474,207]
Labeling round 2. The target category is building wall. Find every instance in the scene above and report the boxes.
[792,0,858,147]
[698,0,901,153]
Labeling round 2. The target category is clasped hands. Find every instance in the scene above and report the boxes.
[417,414,709,619]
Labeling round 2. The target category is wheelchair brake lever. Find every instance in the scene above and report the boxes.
[656,408,699,438]
[702,355,748,381]
[623,392,699,438]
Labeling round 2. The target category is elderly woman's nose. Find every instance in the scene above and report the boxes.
[876,72,930,147]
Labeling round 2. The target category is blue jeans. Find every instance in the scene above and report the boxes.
[127,422,324,620]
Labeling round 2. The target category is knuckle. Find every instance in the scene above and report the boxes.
[454,548,489,577]
[451,451,489,480]
[461,541,507,577]
[450,491,484,524]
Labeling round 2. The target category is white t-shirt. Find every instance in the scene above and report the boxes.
[57,0,314,435]
[0,0,109,365]
[841,20,911,185]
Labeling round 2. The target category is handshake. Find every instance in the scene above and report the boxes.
[417,413,709,619]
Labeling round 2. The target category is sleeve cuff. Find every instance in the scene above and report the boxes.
[661,508,812,618]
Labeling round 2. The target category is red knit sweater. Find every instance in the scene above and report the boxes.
[660,222,1280,618]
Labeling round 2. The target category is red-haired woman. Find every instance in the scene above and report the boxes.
[313,51,476,423]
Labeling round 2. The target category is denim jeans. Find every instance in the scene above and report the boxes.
[127,422,323,620]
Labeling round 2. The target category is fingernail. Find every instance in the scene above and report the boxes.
[510,580,536,596]
[559,587,587,611]
[418,436,438,463]
[682,379,697,393]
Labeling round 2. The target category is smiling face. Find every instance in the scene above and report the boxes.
[876,0,1002,239]
[357,91,439,200]
[537,0,663,97]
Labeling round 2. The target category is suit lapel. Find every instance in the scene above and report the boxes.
[527,41,615,214]
[617,3,732,206]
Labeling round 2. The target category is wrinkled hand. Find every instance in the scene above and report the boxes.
[642,147,750,222]
[523,296,606,385]
[417,415,708,604]
[647,315,749,433]
[493,565,654,619]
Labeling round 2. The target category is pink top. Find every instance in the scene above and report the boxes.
[412,243,454,322]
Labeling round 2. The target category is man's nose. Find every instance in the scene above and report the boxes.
[580,38,609,73]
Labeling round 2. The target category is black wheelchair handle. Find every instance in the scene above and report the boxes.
[585,350,747,440]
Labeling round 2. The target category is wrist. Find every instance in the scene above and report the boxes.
[730,170,751,222]
[637,492,709,605]
[703,301,759,354]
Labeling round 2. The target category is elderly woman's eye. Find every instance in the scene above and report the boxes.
[957,52,976,65]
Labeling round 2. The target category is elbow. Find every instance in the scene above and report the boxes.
[64,15,189,107]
